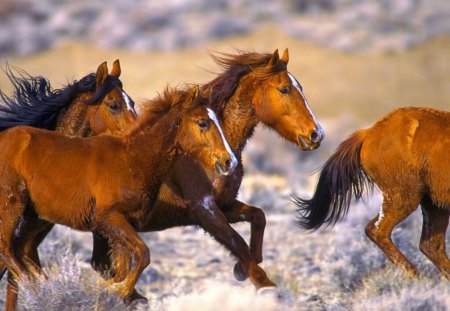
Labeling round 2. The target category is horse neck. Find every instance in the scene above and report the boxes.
[125,109,180,185]
[215,74,259,156]
[54,93,92,136]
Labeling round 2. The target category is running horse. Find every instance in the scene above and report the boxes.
[295,107,450,279]
[91,49,324,290]
[0,85,236,302]
[0,60,137,310]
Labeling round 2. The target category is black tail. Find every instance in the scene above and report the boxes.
[293,130,373,230]
[0,65,96,131]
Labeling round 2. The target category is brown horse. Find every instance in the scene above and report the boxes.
[0,85,235,301]
[295,107,450,279]
[0,60,137,310]
[91,49,324,290]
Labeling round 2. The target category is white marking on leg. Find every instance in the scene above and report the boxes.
[374,206,385,228]
[202,195,216,218]
[206,108,238,170]
[122,91,137,116]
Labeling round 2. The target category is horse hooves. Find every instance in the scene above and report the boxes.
[125,289,148,305]
[257,287,279,299]
[233,262,248,281]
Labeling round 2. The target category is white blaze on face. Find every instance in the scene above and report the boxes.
[287,72,320,128]
[122,91,137,116]
[206,108,238,169]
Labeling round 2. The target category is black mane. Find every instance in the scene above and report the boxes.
[0,66,122,131]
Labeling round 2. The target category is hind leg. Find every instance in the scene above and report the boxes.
[365,193,420,277]
[0,192,30,280]
[224,199,266,281]
[419,196,450,279]
[4,217,55,311]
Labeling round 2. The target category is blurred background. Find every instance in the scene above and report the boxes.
[0,1,449,310]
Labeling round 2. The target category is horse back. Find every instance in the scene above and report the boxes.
[361,107,449,205]
[0,126,139,228]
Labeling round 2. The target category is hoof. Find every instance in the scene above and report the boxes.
[233,262,248,281]
[257,286,278,298]
[125,289,148,305]
[128,289,148,304]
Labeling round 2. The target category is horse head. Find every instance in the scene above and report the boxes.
[177,85,238,176]
[252,48,324,150]
[85,60,137,135]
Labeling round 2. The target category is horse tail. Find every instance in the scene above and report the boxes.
[293,130,373,230]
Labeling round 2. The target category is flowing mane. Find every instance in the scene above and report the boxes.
[204,51,287,114]
[129,85,204,135]
[0,65,124,131]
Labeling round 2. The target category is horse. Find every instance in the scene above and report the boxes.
[0,60,137,311]
[90,48,324,290]
[0,85,236,302]
[294,107,450,279]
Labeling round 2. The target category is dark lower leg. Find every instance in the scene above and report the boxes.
[419,199,450,279]
[225,200,266,263]
[193,202,275,289]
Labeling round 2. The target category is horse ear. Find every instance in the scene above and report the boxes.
[96,61,109,86]
[281,48,289,64]
[268,49,280,66]
[185,85,201,111]
[110,59,121,78]
[191,85,200,100]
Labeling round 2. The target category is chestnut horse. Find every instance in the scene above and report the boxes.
[0,60,137,310]
[0,85,236,301]
[295,107,450,279]
[91,49,324,290]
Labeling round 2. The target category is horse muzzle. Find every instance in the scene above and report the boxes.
[297,127,325,151]
[215,157,238,176]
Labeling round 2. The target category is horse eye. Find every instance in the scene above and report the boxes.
[198,119,209,130]
[109,102,121,113]
[279,87,290,95]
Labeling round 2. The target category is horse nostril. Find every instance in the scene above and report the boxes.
[310,130,322,143]
[225,159,232,169]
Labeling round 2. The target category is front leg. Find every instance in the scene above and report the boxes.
[95,211,150,300]
[191,196,275,289]
[91,233,147,302]
[224,199,266,281]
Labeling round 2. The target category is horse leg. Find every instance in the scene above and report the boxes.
[96,211,150,300]
[4,212,53,311]
[0,193,30,281]
[419,196,450,279]
[91,232,147,302]
[5,273,18,311]
[91,233,113,276]
[365,194,420,277]
[224,199,266,281]
[191,199,275,289]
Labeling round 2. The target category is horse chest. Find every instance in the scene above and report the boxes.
[212,170,243,207]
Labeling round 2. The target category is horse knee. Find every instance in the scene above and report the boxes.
[364,221,377,242]
[135,244,150,268]
[252,207,266,230]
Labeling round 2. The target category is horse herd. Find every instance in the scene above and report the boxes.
[0,49,448,310]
